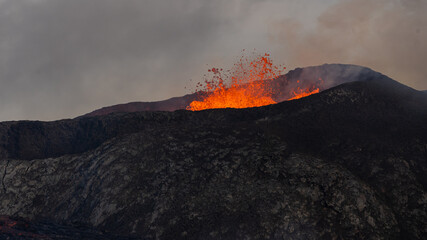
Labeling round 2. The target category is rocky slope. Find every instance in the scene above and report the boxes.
[0,65,426,239]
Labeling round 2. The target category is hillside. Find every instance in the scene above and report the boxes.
[0,65,426,239]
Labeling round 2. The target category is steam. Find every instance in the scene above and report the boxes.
[271,0,427,91]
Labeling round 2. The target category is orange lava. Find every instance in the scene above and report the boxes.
[187,52,320,111]
[288,87,320,100]
[187,53,283,111]
[188,82,277,111]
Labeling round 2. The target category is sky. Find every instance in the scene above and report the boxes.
[0,0,426,121]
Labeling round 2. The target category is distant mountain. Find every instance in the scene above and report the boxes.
[1,65,426,239]
[83,64,379,117]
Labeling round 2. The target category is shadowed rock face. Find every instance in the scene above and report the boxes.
[0,65,426,239]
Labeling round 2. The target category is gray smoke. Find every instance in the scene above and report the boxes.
[0,0,425,121]
[0,0,256,121]
[271,0,427,92]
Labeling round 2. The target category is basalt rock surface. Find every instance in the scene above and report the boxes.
[0,65,426,239]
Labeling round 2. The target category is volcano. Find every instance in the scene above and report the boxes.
[0,64,426,239]
[82,64,374,117]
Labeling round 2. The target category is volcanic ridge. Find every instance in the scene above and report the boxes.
[0,64,426,239]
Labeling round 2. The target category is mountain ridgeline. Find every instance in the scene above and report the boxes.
[0,64,426,239]
[83,64,380,117]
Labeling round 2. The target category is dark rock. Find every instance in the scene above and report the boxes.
[0,64,426,239]
[0,215,138,239]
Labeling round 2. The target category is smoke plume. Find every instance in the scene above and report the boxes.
[271,0,427,91]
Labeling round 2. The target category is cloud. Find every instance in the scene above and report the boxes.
[0,0,253,121]
[271,0,427,91]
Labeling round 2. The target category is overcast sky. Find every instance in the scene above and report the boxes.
[0,0,426,121]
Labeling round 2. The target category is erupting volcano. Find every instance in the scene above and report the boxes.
[186,52,320,111]
[2,64,427,239]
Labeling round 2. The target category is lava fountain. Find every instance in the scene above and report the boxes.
[187,52,320,111]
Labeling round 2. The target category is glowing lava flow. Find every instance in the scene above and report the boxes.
[187,52,320,111]
[288,87,320,100]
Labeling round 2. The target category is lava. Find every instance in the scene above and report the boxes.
[187,52,320,111]
[288,87,320,100]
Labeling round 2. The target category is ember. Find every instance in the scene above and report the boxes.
[187,52,320,111]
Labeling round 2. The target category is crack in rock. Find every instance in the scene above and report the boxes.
[1,159,10,193]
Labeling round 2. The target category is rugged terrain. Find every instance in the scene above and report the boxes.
[0,64,426,239]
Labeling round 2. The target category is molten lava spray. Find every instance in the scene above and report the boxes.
[187,52,320,111]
